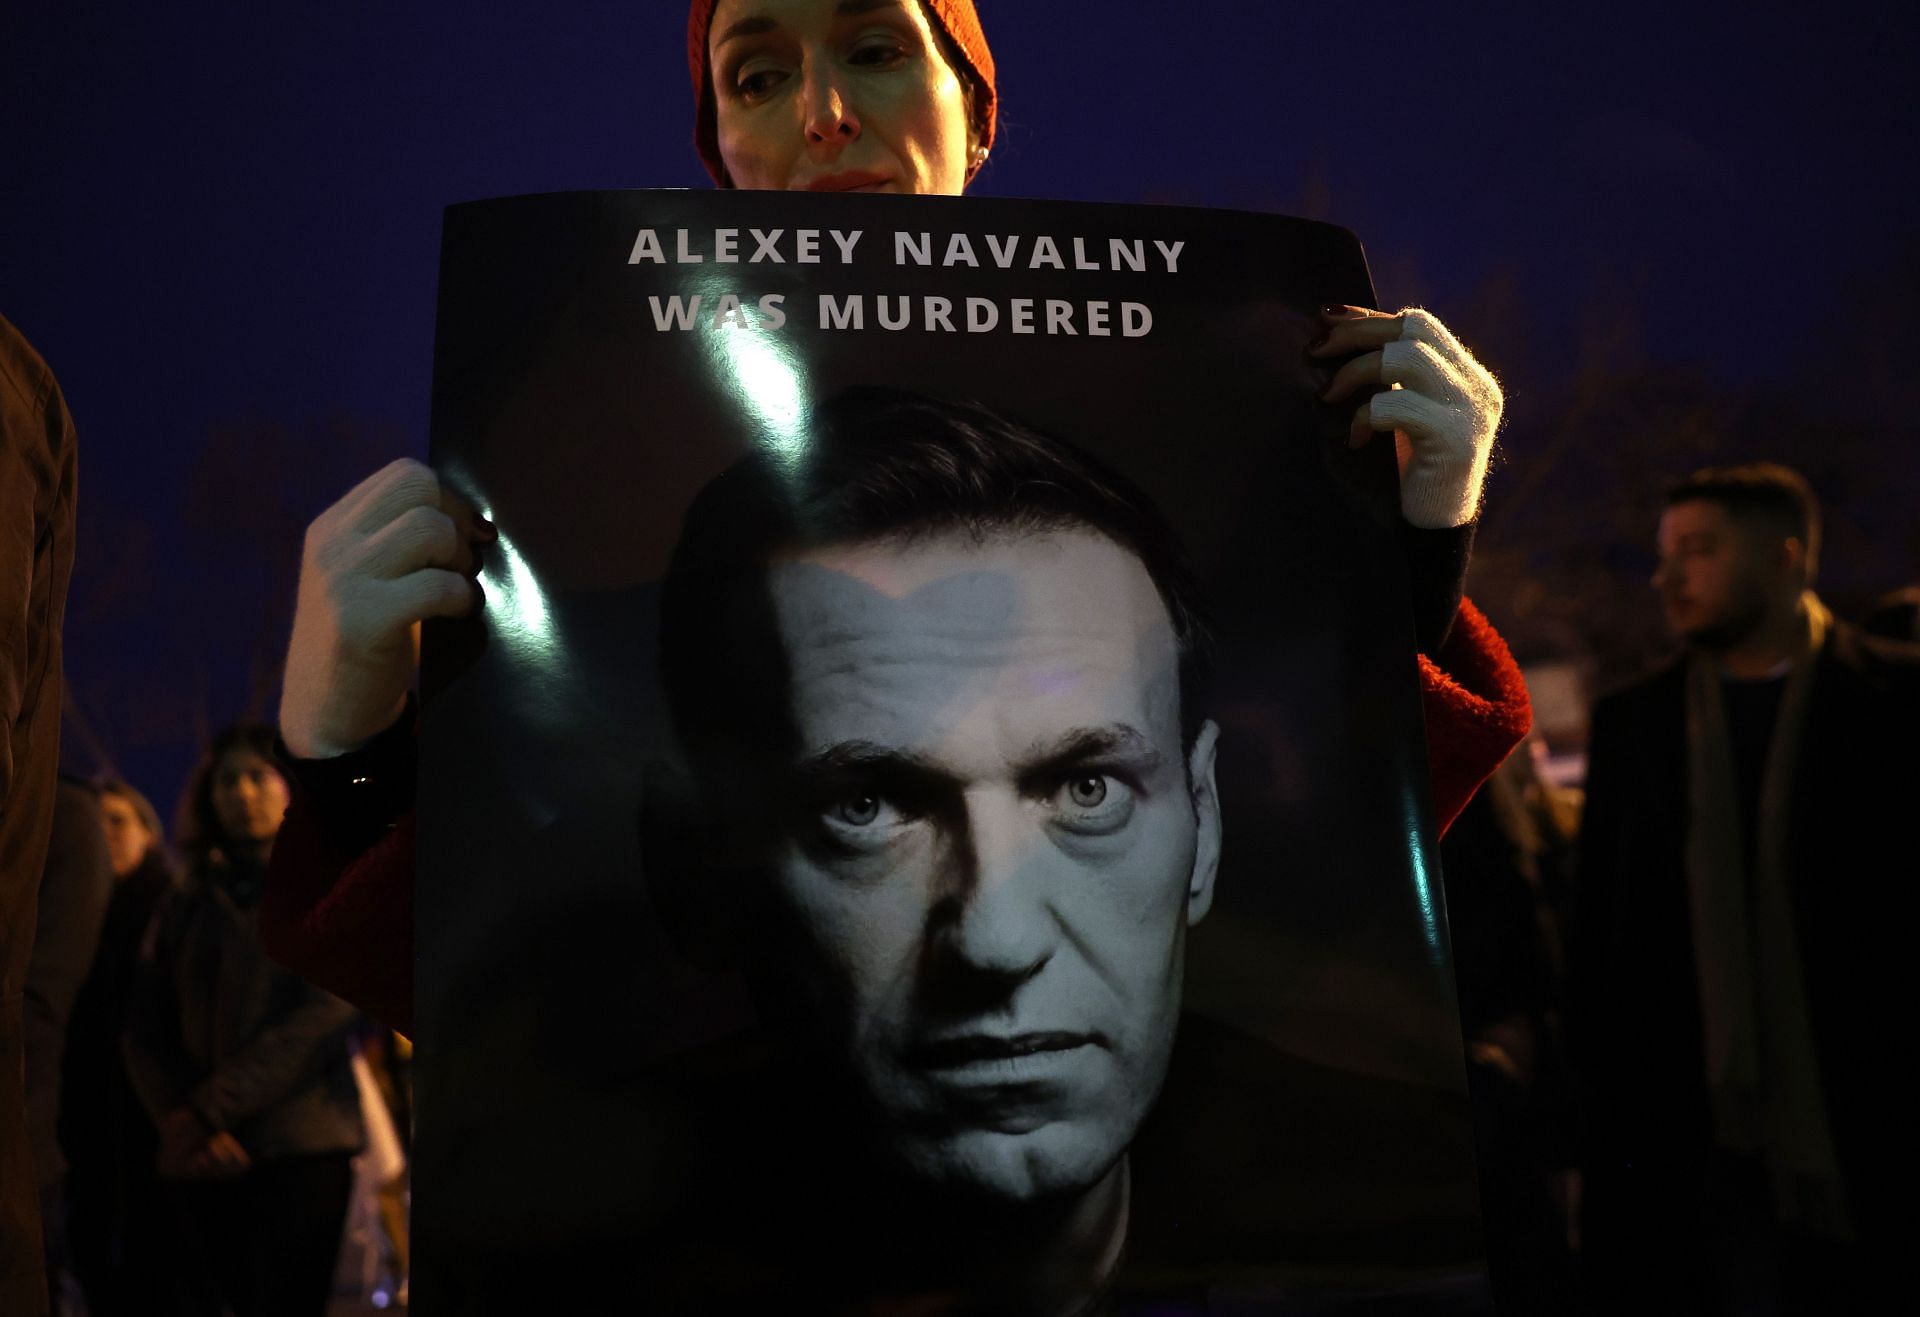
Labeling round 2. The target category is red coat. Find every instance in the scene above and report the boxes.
[263,599,1531,1037]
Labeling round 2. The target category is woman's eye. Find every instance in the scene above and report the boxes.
[848,38,907,67]
[735,66,788,100]
[738,71,780,98]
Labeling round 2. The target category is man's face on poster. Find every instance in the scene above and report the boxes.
[761,526,1223,1202]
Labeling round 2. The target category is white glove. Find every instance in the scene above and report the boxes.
[279,459,487,758]
[1311,305,1503,529]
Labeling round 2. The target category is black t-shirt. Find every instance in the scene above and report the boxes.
[1719,672,1787,881]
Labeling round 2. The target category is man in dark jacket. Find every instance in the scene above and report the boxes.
[1,312,79,1317]
[1572,463,1920,1311]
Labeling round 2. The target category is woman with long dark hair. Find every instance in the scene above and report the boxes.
[123,726,362,1317]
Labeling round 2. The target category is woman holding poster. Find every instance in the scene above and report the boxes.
[263,3,1527,1310]
[267,0,1524,1032]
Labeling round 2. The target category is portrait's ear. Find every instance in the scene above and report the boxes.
[1184,719,1223,926]
[639,759,750,973]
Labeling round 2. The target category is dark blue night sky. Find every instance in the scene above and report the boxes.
[4,0,1915,805]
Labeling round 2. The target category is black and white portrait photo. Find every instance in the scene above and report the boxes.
[646,388,1220,1286]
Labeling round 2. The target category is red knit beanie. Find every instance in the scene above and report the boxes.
[687,0,997,187]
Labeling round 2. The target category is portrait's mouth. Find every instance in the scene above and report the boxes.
[905,1031,1102,1077]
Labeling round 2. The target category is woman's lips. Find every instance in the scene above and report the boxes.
[799,170,894,192]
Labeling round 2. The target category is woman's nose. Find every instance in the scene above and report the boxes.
[802,67,861,148]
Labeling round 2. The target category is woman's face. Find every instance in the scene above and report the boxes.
[209,748,290,847]
[710,0,972,196]
[99,793,154,879]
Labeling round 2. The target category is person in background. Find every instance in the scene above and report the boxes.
[1440,740,1580,1313]
[1572,463,1920,1311]
[22,776,111,1315]
[95,782,169,890]
[123,727,363,1317]
[1860,584,1919,644]
[1,311,80,1317]
[60,779,178,1316]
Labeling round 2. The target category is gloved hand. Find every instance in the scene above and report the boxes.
[279,459,491,758]
[1312,305,1503,529]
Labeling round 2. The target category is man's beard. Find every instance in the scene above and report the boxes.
[1682,593,1769,653]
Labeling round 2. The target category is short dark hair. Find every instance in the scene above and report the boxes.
[659,387,1214,788]
[1666,462,1822,583]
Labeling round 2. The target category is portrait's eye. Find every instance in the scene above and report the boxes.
[1048,773,1136,836]
[1067,776,1106,808]
[831,794,883,827]
[813,788,917,853]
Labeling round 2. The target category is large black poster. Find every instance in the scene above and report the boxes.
[419,190,1483,1313]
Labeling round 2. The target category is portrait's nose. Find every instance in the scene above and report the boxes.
[801,62,861,153]
[936,795,1057,984]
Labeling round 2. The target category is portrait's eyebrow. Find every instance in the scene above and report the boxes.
[716,0,912,48]
[1016,725,1164,783]
[793,740,949,784]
